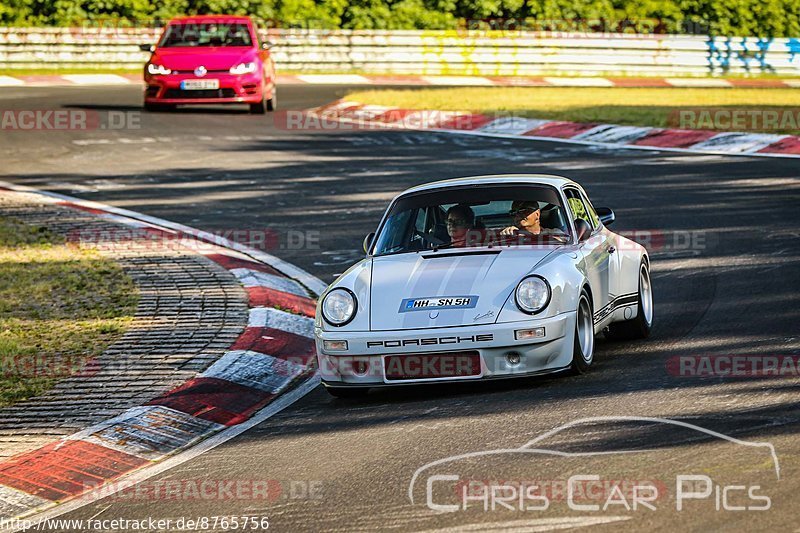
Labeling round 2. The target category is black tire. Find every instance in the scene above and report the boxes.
[249,98,267,114]
[605,261,653,341]
[324,386,370,399]
[144,102,173,112]
[570,289,595,374]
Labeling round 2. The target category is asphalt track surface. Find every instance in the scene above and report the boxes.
[1,85,800,532]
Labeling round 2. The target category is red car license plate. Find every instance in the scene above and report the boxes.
[384,352,481,381]
[181,79,220,90]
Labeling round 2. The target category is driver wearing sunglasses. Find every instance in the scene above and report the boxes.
[500,200,541,236]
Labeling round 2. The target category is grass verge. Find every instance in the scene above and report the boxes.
[345,87,800,135]
[0,217,137,407]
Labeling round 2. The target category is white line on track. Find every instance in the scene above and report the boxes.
[0,76,24,87]
[664,77,733,88]
[296,74,372,84]
[421,76,495,86]
[0,183,326,531]
[59,74,133,85]
[7,376,320,532]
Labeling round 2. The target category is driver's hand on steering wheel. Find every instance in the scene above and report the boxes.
[500,226,519,235]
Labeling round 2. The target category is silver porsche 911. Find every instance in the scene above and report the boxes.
[315,174,653,397]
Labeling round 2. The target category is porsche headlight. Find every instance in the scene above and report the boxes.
[147,63,171,75]
[515,275,551,314]
[229,62,257,75]
[322,288,357,326]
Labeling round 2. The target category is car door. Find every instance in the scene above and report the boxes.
[564,187,612,324]
[580,188,623,302]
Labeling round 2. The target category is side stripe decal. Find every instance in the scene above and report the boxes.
[594,293,638,323]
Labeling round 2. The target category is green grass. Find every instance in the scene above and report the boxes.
[0,217,138,406]
[345,87,800,134]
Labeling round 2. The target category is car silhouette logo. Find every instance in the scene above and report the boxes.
[194,66,207,77]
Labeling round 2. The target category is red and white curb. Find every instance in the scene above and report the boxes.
[2,73,799,88]
[0,181,326,528]
[309,100,800,158]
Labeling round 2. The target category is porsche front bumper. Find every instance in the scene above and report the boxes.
[315,311,576,386]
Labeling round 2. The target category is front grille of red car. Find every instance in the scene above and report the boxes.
[163,88,237,99]
[383,351,481,381]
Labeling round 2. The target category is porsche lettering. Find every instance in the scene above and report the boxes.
[367,334,493,348]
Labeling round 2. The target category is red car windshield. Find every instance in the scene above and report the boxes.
[159,23,253,48]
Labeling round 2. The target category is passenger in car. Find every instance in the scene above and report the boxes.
[445,204,478,247]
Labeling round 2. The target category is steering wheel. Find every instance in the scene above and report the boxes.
[414,229,448,248]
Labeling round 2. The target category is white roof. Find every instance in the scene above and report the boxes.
[401,174,578,196]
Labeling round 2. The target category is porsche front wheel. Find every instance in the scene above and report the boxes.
[570,290,595,374]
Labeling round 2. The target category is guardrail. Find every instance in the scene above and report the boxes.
[1,27,799,77]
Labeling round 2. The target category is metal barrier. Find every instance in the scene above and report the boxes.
[1,27,799,76]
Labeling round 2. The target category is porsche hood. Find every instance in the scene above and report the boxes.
[369,248,556,331]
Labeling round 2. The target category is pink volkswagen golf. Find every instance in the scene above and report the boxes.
[141,15,276,114]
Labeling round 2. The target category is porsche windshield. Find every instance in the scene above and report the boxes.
[373,185,571,256]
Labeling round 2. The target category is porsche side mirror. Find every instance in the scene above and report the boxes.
[363,232,375,254]
[139,44,155,53]
[575,219,592,242]
[596,207,615,227]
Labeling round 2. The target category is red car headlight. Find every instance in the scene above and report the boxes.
[229,62,257,75]
[147,64,171,76]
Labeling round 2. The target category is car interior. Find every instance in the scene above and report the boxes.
[404,200,570,251]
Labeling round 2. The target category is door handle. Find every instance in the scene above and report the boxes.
[607,246,616,254]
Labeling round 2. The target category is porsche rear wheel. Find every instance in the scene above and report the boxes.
[570,290,595,374]
[605,260,653,341]
[325,386,369,399]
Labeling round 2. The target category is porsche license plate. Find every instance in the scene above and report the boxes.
[399,296,478,312]
[180,79,220,90]
[384,352,481,380]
